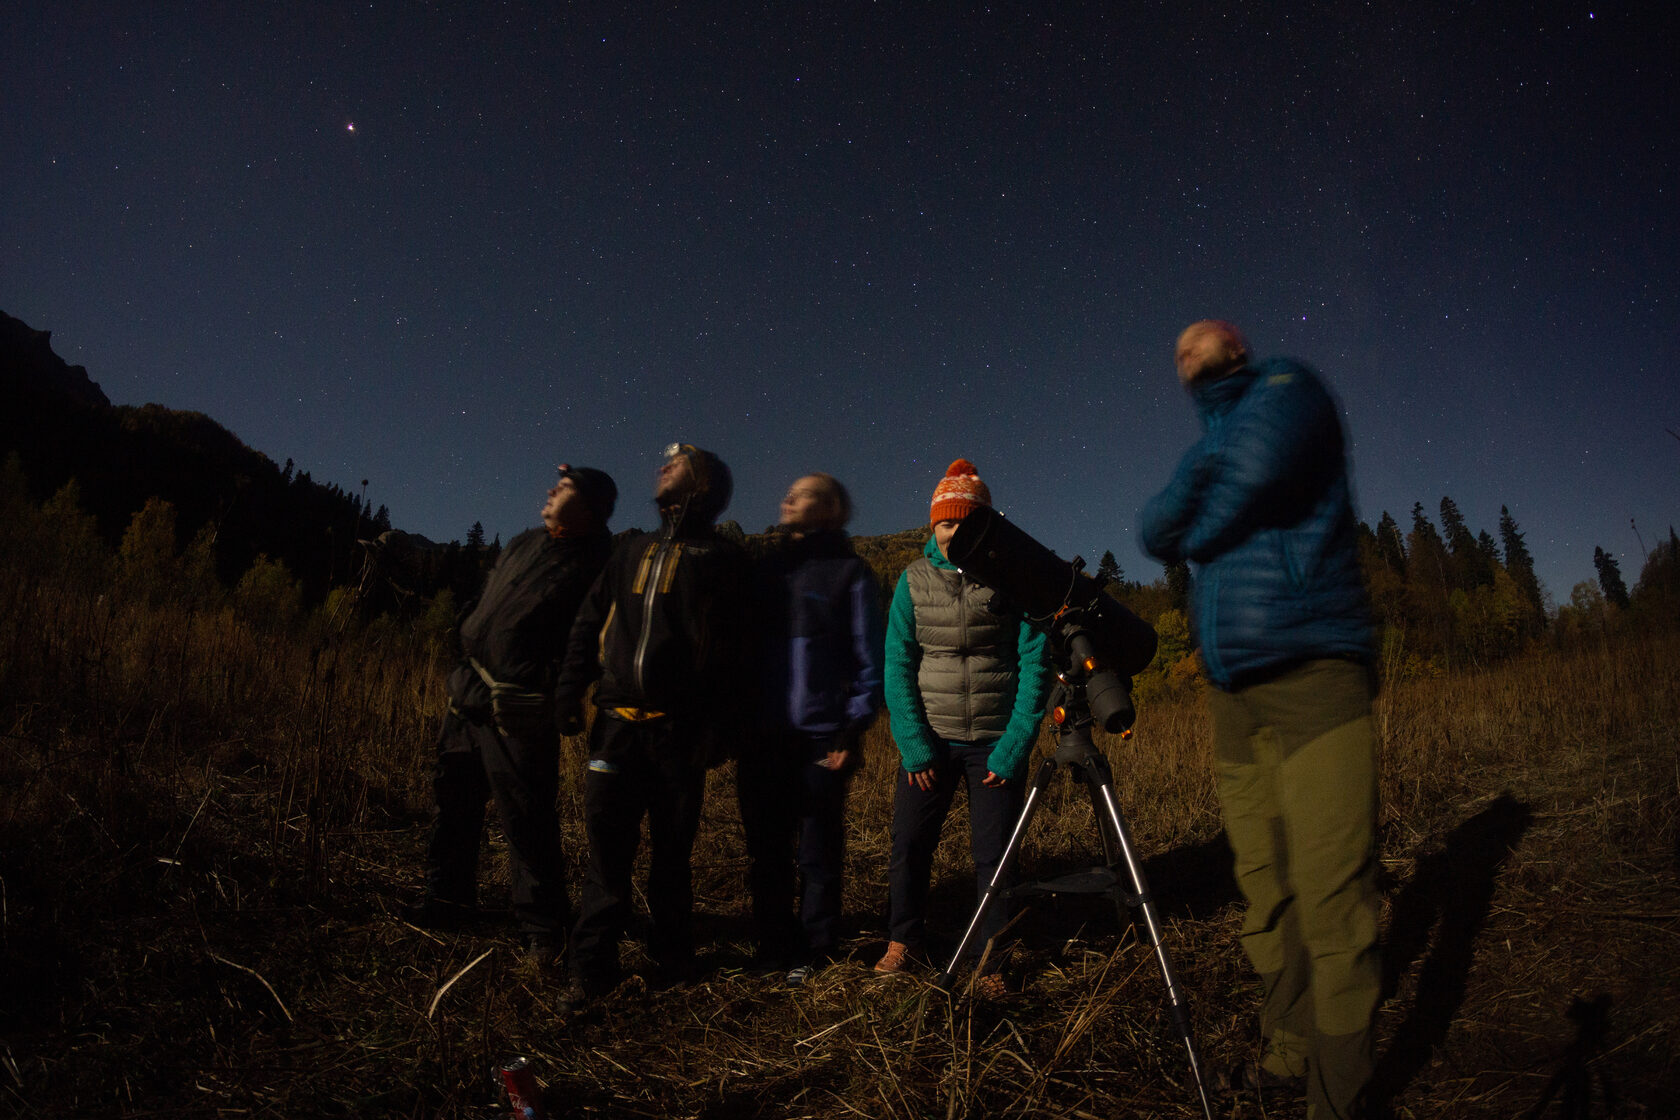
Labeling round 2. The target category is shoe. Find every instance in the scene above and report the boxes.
[650,953,698,988]
[558,973,617,1015]
[401,897,474,930]
[557,977,592,1015]
[785,963,815,988]
[973,971,1009,1000]
[1217,1060,1306,1095]
[873,941,916,974]
[524,933,565,970]
[750,945,794,974]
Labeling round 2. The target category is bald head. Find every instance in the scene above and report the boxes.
[1175,320,1250,386]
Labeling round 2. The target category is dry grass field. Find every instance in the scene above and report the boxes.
[2,556,1676,1117]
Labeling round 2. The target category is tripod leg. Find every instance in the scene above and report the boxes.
[1090,776,1216,1120]
[1071,753,1131,929]
[936,756,1056,990]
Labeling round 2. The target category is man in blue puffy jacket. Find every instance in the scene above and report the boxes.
[1140,320,1380,1119]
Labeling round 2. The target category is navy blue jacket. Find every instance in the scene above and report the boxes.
[756,529,884,737]
[1138,358,1373,689]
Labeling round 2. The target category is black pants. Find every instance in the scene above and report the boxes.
[737,731,853,963]
[570,713,707,983]
[424,709,568,937]
[887,740,1024,955]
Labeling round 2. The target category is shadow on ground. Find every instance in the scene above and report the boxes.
[1371,791,1534,1107]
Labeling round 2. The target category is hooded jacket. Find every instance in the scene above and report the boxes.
[445,527,613,713]
[1138,357,1373,689]
[556,457,751,723]
[883,535,1052,782]
[756,528,884,737]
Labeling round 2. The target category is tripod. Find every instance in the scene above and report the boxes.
[935,656,1216,1120]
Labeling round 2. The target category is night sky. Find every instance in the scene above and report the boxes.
[5,3,1676,602]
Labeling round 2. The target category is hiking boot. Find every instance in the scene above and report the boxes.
[651,952,698,988]
[1216,1060,1306,1096]
[750,945,794,975]
[873,941,917,974]
[524,933,565,971]
[558,972,617,1015]
[973,971,1009,1000]
[557,977,593,1015]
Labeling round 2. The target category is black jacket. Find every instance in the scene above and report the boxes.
[557,502,752,723]
[447,527,613,710]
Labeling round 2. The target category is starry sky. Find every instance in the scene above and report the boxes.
[4,2,1677,602]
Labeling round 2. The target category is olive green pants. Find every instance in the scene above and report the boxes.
[1210,659,1381,1120]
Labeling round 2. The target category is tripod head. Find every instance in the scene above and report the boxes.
[946,506,1157,734]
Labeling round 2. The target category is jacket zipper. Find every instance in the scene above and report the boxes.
[633,537,684,696]
[959,575,972,736]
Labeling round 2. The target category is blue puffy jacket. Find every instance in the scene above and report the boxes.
[757,529,885,737]
[1138,358,1373,689]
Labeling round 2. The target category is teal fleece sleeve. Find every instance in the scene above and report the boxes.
[985,620,1053,782]
[883,571,942,773]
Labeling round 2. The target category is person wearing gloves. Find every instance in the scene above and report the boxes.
[874,459,1053,995]
[739,472,885,987]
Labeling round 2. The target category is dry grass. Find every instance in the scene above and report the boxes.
[1,562,1676,1117]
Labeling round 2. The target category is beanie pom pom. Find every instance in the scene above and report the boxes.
[945,458,977,478]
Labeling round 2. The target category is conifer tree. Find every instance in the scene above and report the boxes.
[1165,559,1191,613]
[1374,511,1406,574]
[1631,528,1680,624]
[1476,530,1500,573]
[1407,503,1453,656]
[1356,520,1405,635]
[1593,546,1630,610]
[1096,550,1123,589]
[1440,496,1491,590]
[467,521,486,549]
[1498,505,1546,628]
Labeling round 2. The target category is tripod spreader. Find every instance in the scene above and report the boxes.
[935,682,1215,1120]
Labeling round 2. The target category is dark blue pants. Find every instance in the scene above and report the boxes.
[570,713,706,984]
[424,709,568,936]
[887,740,1024,954]
[737,732,852,962]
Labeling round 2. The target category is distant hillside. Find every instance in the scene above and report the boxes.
[0,310,398,601]
[2,311,951,617]
[0,310,111,409]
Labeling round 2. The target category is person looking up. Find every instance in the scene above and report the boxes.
[1140,320,1380,1118]
[407,463,617,968]
[739,472,884,986]
[555,443,752,1007]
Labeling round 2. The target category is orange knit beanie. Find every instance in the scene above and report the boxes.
[929,459,992,524]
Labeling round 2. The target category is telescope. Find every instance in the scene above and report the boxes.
[939,505,1213,1118]
[945,506,1157,733]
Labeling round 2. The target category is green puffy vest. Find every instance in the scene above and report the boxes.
[905,558,1022,743]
